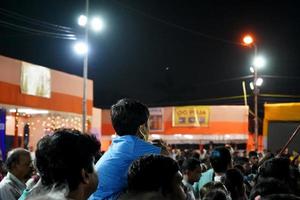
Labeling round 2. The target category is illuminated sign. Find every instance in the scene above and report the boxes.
[20,62,51,98]
[172,106,210,127]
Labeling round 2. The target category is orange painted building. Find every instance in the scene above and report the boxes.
[0,55,252,153]
[100,105,249,150]
[0,55,96,151]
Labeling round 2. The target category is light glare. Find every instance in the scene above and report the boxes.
[249,82,254,90]
[9,109,49,115]
[74,42,88,55]
[91,17,104,32]
[151,134,161,139]
[253,56,266,68]
[183,135,194,139]
[243,35,253,45]
[256,78,263,86]
[78,15,87,27]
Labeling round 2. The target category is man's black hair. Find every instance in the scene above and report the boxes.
[111,98,149,136]
[249,178,290,200]
[224,168,245,200]
[209,147,232,173]
[256,157,300,195]
[261,194,300,200]
[127,154,179,195]
[234,156,249,166]
[35,128,100,191]
[202,189,228,200]
[5,148,30,171]
[181,158,201,172]
[249,151,258,158]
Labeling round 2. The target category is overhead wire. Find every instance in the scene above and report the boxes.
[0,19,77,40]
[0,7,74,34]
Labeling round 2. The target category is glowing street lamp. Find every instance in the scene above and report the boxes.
[243,34,259,150]
[253,56,266,69]
[91,17,104,32]
[75,0,105,134]
[256,77,263,87]
[78,15,88,27]
[74,42,88,55]
[243,35,254,45]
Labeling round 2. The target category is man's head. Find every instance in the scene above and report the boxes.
[209,147,232,173]
[35,128,100,199]
[111,98,150,138]
[200,182,230,200]
[5,148,33,182]
[234,157,251,175]
[127,154,186,200]
[249,151,259,166]
[181,158,202,184]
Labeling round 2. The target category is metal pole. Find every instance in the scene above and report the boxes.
[82,0,89,134]
[253,44,258,150]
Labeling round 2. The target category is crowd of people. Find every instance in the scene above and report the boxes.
[0,98,299,200]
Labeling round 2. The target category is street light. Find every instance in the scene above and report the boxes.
[78,15,88,27]
[243,34,260,151]
[74,42,88,55]
[253,56,266,69]
[91,17,104,32]
[75,0,104,134]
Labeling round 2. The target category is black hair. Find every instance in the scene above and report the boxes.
[261,194,300,200]
[5,148,30,171]
[257,157,290,181]
[202,189,229,200]
[210,147,232,173]
[127,154,179,196]
[249,178,290,200]
[111,98,149,136]
[35,128,100,191]
[256,157,300,195]
[224,168,245,200]
[200,182,229,200]
[248,151,258,158]
[234,157,249,166]
[181,158,201,172]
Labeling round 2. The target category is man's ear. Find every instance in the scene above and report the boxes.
[81,169,90,184]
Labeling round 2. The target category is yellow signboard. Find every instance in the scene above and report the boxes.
[172,106,210,127]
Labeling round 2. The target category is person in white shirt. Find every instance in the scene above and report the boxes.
[0,148,33,200]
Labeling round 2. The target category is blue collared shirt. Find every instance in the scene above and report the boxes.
[89,135,161,200]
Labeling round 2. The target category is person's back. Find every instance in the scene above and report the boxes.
[89,99,161,200]
[94,135,160,199]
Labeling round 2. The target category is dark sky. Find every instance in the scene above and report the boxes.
[1,0,300,111]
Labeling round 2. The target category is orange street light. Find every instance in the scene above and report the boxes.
[243,35,254,45]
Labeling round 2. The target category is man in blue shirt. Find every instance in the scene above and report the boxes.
[89,98,161,200]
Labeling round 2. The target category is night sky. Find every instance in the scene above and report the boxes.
[1,0,300,114]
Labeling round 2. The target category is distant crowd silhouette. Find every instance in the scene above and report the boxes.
[0,98,299,200]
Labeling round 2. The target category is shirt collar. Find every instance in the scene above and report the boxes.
[7,172,26,190]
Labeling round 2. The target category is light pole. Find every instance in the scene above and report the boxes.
[74,0,104,133]
[243,35,265,150]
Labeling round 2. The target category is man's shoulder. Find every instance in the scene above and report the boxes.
[201,168,214,181]
[0,175,13,187]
